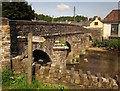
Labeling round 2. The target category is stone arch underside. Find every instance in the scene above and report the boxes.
[33,50,51,65]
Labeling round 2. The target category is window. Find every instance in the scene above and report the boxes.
[94,22,98,25]
[111,24,118,37]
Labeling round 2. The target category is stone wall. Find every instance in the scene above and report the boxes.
[35,64,118,89]
[89,29,103,40]
[12,56,28,75]
[8,55,119,89]
[1,18,11,69]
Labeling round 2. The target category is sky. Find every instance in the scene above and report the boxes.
[27,0,119,19]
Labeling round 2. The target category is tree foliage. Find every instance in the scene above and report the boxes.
[34,13,88,23]
[89,16,101,21]
[2,2,34,20]
[34,13,52,22]
[54,15,88,22]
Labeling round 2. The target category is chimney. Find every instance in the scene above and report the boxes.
[95,16,98,20]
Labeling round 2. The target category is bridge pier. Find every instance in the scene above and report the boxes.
[49,41,69,78]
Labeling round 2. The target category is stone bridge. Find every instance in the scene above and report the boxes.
[1,18,102,69]
[10,20,92,64]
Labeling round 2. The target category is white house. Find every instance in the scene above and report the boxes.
[103,9,120,39]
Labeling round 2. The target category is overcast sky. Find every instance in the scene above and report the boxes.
[27,0,119,19]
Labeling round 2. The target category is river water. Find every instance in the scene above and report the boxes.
[67,49,120,78]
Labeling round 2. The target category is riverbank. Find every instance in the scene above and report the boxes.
[92,39,120,52]
[87,47,120,54]
[87,47,107,52]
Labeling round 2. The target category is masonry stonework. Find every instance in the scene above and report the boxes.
[1,18,11,69]
[9,20,93,64]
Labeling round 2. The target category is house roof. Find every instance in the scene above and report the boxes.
[81,17,102,26]
[79,21,92,26]
[103,9,120,23]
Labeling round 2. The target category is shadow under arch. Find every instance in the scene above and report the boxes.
[65,41,71,56]
[88,35,93,41]
[86,34,93,42]
[33,50,51,65]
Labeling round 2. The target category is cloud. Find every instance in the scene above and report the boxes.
[57,3,70,11]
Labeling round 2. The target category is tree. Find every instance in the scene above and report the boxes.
[34,13,88,23]
[89,18,92,21]
[2,2,34,20]
[92,16,101,21]
[54,15,88,22]
[34,13,52,22]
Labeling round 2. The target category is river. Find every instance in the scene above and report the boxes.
[67,49,120,78]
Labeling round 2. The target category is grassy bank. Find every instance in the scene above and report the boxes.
[2,70,68,90]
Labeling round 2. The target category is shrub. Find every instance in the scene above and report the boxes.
[92,39,102,47]
[103,39,120,51]
[92,39,120,51]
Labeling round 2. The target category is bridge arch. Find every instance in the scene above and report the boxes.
[33,49,51,65]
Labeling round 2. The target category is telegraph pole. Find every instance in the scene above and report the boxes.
[74,6,76,22]
[52,15,54,23]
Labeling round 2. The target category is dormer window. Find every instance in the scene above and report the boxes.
[94,22,98,25]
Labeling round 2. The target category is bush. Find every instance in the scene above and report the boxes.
[100,39,120,50]
[92,39,120,51]
[92,39,102,47]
